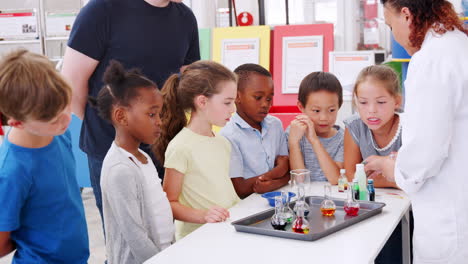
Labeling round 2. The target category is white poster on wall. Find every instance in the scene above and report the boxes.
[282,35,323,94]
[0,10,39,39]
[45,12,77,37]
[329,51,375,100]
[221,38,260,71]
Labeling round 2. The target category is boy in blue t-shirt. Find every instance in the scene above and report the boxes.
[220,64,290,199]
[0,50,89,263]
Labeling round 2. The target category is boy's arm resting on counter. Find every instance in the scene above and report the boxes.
[164,168,229,223]
[231,156,289,199]
[262,155,289,180]
[231,177,258,199]
[343,128,363,182]
[253,173,290,194]
[0,232,15,257]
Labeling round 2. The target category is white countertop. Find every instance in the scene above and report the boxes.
[145,182,411,264]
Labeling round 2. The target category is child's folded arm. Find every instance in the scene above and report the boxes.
[253,175,290,194]
[231,177,257,199]
[265,155,289,180]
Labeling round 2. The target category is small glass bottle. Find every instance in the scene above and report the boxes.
[292,207,310,234]
[352,178,360,201]
[367,179,375,201]
[281,191,295,223]
[355,164,368,201]
[338,169,349,192]
[320,183,336,216]
[344,185,360,216]
[293,185,310,216]
[271,196,287,230]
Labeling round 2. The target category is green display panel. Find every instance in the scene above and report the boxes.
[198,28,211,60]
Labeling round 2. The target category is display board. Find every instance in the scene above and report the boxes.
[198,28,211,60]
[272,24,334,107]
[329,51,375,99]
[0,10,39,39]
[282,35,323,94]
[45,11,77,37]
[212,25,270,71]
[221,37,260,71]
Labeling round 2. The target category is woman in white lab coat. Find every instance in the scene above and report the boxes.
[365,0,468,263]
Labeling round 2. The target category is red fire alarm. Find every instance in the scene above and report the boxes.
[237,12,253,26]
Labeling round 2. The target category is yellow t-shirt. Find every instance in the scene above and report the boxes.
[164,127,240,239]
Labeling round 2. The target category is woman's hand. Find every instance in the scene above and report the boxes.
[364,153,397,182]
[364,155,386,174]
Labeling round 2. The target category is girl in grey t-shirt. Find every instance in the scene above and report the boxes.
[344,65,402,188]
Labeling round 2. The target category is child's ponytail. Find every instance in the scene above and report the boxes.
[88,60,156,123]
[154,74,187,163]
[153,60,237,164]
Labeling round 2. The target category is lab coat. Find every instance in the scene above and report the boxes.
[395,29,468,264]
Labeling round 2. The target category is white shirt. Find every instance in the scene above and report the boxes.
[395,29,468,264]
[101,142,175,264]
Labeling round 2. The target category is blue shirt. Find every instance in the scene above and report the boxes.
[0,131,89,263]
[68,0,200,159]
[220,113,288,179]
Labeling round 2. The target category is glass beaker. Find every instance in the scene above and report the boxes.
[292,207,310,234]
[293,185,310,217]
[320,183,336,216]
[344,184,360,216]
[271,196,287,230]
[281,191,295,223]
[290,169,311,195]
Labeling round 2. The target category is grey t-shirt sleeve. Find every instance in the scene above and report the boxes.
[334,130,345,162]
[104,164,159,262]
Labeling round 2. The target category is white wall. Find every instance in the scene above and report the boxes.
[449,0,462,13]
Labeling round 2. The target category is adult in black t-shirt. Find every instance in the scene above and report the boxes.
[61,0,200,226]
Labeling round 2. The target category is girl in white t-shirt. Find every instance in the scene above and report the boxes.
[90,60,174,264]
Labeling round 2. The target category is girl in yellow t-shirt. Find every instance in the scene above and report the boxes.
[154,61,240,240]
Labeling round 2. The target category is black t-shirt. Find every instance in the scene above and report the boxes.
[68,0,200,159]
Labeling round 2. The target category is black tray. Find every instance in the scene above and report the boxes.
[231,196,386,241]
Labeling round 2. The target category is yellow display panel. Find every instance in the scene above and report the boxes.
[212,26,271,71]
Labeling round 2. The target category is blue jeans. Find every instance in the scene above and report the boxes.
[87,156,105,232]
